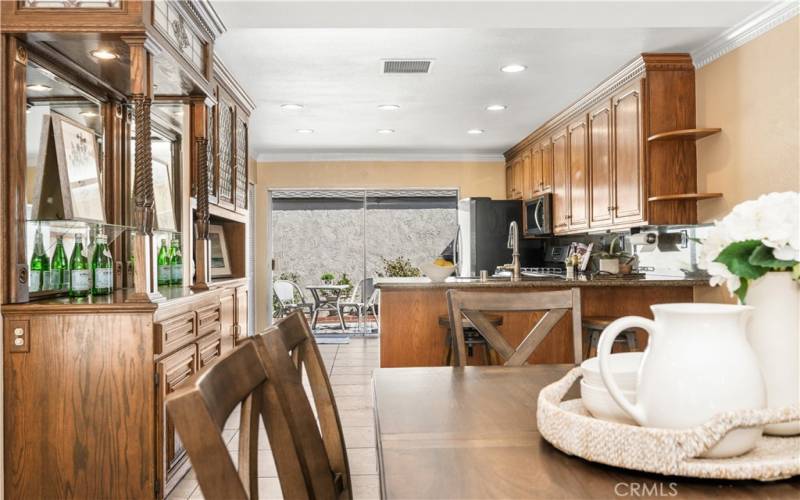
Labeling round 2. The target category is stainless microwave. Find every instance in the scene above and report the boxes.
[523,193,553,237]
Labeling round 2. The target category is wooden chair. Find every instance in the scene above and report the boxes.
[165,341,310,500]
[253,311,352,499]
[446,288,583,367]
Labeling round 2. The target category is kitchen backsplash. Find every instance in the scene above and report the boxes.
[548,225,713,278]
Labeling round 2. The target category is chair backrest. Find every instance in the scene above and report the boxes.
[166,341,310,500]
[254,311,352,499]
[274,280,298,303]
[344,279,363,302]
[365,287,380,308]
[446,288,582,367]
[362,278,374,302]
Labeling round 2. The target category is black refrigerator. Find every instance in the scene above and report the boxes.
[455,198,542,277]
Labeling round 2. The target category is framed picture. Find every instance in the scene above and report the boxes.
[152,158,177,232]
[208,224,231,278]
[50,113,105,223]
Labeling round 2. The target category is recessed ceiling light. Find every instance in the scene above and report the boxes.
[376,129,395,134]
[467,129,485,135]
[80,110,99,117]
[377,104,400,111]
[281,103,304,110]
[91,49,118,60]
[501,64,527,73]
[26,84,51,92]
[486,104,507,111]
[296,129,314,134]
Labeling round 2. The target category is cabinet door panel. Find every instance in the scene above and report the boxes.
[551,132,569,233]
[541,141,553,192]
[613,82,645,224]
[568,118,589,231]
[157,344,197,491]
[531,146,543,194]
[505,163,513,199]
[219,290,235,354]
[589,102,613,227]
[236,286,249,343]
[521,150,532,199]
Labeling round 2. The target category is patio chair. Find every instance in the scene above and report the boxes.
[274,280,315,318]
[337,278,375,330]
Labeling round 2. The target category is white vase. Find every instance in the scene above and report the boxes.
[746,272,800,436]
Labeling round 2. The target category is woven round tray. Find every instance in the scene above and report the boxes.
[537,367,800,481]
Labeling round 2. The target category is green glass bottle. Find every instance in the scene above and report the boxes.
[157,239,171,286]
[69,234,91,298]
[92,234,113,295]
[29,228,49,293]
[51,236,68,290]
[170,238,183,286]
[127,252,135,287]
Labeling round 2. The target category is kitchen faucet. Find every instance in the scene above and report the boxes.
[507,221,521,281]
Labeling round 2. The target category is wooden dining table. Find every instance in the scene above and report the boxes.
[372,365,800,499]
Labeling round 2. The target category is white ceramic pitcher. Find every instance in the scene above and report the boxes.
[597,303,766,458]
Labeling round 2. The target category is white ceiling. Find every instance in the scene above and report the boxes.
[212,1,775,160]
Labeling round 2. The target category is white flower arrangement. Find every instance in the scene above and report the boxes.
[698,191,800,302]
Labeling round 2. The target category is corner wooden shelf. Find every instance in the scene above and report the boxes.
[647,128,721,142]
[648,193,723,202]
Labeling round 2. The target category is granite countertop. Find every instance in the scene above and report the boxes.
[375,274,709,289]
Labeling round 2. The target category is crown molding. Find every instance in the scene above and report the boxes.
[692,1,799,69]
[213,54,257,113]
[187,0,227,39]
[256,151,505,163]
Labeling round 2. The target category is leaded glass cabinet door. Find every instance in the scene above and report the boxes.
[216,97,235,208]
[235,117,248,211]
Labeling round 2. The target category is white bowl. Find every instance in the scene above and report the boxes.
[581,352,642,392]
[419,262,455,282]
[580,379,637,425]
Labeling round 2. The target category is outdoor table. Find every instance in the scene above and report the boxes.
[306,284,349,330]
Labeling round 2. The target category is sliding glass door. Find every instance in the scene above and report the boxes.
[269,188,458,335]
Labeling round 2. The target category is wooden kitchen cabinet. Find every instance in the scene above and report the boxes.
[589,100,614,227]
[567,117,590,231]
[156,343,198,494]
[531,145,543,195]
[521,149,533,199]
[551,129,569,233]
[505,163,514,198]
[612,80,646,225]
[236,285,249,342]
[504,54,700,231]
[219,288,236,353]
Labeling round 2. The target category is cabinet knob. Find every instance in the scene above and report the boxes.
[565,215,572,220]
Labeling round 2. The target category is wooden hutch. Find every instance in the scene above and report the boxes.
[0,1,254,498]
[504,53,721,234]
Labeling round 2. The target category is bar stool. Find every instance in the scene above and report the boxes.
[583,316,639,359]
[439,313,503,366]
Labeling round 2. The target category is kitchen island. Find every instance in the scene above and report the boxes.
[376,275,708,367]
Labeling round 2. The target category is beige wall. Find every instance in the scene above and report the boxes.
[252,160,506,331]
[694,17,799,302]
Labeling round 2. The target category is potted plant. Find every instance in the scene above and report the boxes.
[594,236,630,274]
[320,272,335,285]
[698,191,799,436]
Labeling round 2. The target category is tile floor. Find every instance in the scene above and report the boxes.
[167,337,381,500]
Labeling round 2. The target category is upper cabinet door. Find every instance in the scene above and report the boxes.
[531,146,543,195]
[521,150,532,199]
[541,140,553,192]
[551,131,569,233]
[567,117,589,231]
[612,80,646,224]
[505,163,513,199]
[589,101,613,227]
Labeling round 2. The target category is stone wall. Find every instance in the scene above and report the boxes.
[272,207,457,293]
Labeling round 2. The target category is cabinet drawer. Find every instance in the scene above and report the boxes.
[197,334,223,370]
[196,304,222,336]
[155,312,196,355]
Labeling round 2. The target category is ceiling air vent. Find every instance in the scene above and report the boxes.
[381,59,433,74]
